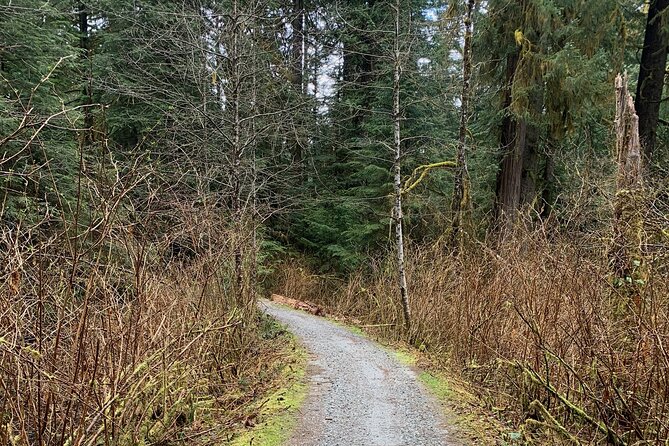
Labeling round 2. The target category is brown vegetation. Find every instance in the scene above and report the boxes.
[0,200,283,445]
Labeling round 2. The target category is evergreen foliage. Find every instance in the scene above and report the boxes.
[2,0,665,264]
[1,1,80,224]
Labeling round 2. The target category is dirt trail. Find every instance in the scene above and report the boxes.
[261,299,459,446]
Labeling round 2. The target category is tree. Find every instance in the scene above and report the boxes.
[391,0,411,329]
[286,0,452,272]
[635,0,669,166]
[449,0,475,249]
[0,1,80,225]
[479,0,624,227]
[611,73,644,288]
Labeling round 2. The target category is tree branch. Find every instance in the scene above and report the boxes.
[402,160,456,194]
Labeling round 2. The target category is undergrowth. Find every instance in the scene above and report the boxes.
[228,318,308,446]
[0,200,284,445]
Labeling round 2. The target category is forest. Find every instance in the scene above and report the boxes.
[1,0,668,445]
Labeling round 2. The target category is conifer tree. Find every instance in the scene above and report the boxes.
[0,1,80,225]
[450,0,475,249]
[287,0,452,271]
[479,0,624,226]
[635,0,669,166]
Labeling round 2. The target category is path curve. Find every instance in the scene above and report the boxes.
[261,300,458,446]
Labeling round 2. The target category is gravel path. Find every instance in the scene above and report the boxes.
[260,300,458,446]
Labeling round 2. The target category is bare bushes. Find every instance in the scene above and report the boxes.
[401,230,667,443]
[271,259,343,312]
[0,197,264,445]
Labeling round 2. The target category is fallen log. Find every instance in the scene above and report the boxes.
[270,294,325,317]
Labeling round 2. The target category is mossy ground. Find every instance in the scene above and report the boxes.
[226,323,308,446]
[175,312,309,446]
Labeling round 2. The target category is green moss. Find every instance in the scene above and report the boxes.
[392,349,417,366]
[227,340,308,446]
[418,371,452,400]
[345,325,365,336]
[328,317,365,336]
[390,349,452,400]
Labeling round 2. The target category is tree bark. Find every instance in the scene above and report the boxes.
[494,49,525,228]
[635,0,669,164]
[495,52,519,221]
[616,75,643,192]
[611,73,644,283]
[230,0,244,304]
[494,49,541,228]
[392,0,411,330]
[251,26,259,303]
[291,0,305,93]
[289,0,305,165]
[520,117,539,208]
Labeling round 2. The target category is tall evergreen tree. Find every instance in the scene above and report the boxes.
[478,0,624,226]
[288,0,453,271]
[635,0,669,166]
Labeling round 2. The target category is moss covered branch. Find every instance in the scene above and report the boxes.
[509,361,626,446]
[402,161,456,195]
[523,399,581,445]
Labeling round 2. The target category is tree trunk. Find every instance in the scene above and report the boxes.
[230,0,244,304]
[289,0,305,165]
[450,0,475,251]
[392,0,411,331]
[494,49,527,230]
[520,117,539,208]
[291,0,304,93]
[78,3,93,145]
[616,75,643,195]
[611,73,644,287]
[494,50,541,228]
[250,26,259,303]
[635,0,669,164]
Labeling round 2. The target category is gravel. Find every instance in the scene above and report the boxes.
[260,300,459,446]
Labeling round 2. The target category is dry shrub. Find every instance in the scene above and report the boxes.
[0,201,265,445]
[396,229,666,444]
